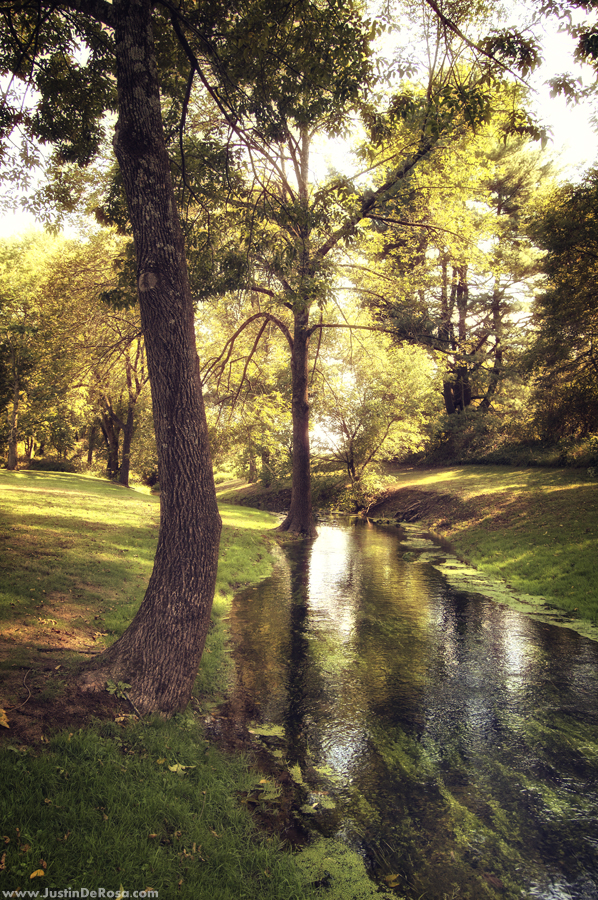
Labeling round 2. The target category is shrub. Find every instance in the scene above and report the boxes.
[26,456,78,473]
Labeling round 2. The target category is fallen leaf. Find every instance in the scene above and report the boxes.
[30,869,45,879]
[0,853,5,871]
[20,843,31,853]
[168,763,196,775]
[0,708,8,729]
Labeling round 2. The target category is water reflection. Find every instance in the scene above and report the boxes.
[230,522,598,900]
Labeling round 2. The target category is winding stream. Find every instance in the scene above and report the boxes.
[229,520,598,900]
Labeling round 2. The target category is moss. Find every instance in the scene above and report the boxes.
[296,838,396,900]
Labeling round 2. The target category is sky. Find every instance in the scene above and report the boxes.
[0,10,596,240]
[529,18,597,176]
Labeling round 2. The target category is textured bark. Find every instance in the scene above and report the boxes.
[118,404,134,487]
[100,412,120,479]
[278,310,317,537]
[83,0,221,715]
[6,358,19,470]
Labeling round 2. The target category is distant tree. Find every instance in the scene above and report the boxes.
[312,321,436,483]
[0,233,77,469]
[354,123,550,417]
[47,232,150,486]
[527,168,598,438]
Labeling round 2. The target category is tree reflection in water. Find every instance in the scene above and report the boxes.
[230,522,598,900]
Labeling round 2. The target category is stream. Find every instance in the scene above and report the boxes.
[228,519,598,900]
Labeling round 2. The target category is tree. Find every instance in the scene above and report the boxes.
[0,0,222,713]
[0,0,386,711]
[0,233,76,468]
[46,232,151,485]
[312,320,436,483]
[353,118,550,418]
[527,168,598,438]
[191,16,521,533]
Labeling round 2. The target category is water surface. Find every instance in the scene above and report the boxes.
[229,521,598,900]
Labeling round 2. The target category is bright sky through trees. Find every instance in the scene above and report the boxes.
[0,5,596,239]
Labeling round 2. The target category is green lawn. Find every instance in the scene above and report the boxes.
[386,465,598,625]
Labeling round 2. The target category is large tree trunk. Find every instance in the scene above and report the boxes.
[278,309,317,537]
[82,0,221,715]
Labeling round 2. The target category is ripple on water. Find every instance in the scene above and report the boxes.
[230,521,598,899]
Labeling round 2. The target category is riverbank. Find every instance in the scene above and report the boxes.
[219,464,598,632]
[370,465,598,626]
[0,471,388,899]
[0,473,300,897]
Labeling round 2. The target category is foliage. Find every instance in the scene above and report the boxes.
[312,321,437,482]
[26,456,78,472]
[0,232,89,468]
[526,168,598,440]
[0,230,152,483]
[354,110,551,420]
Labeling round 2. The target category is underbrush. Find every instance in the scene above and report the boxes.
[421,409,598,472]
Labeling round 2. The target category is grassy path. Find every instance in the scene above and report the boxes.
[373,465,598,629]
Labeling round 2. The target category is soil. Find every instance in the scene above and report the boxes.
[368,485,482,532]
[0,589,129,746]
[0,659,125,745]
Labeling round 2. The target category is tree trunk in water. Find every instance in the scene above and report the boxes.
[278,309,317,537]
[82,0,221,715]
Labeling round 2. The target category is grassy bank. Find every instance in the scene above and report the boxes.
[0,472,323,899]
[372,465,598,627]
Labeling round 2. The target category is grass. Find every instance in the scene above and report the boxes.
[0,471,324,899]
[383,465,598,625]
[1,721,312,898]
